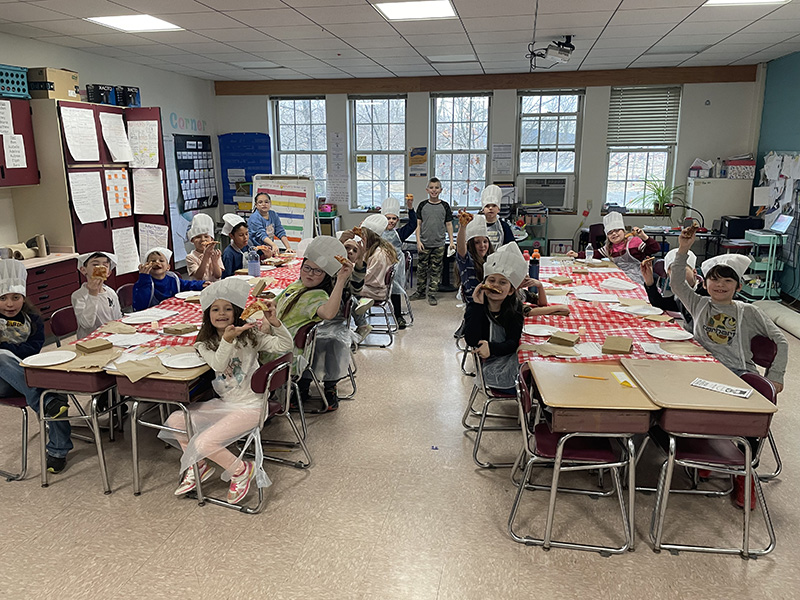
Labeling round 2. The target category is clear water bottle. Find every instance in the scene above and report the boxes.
[714,157,723,178]
[247,249,260,277]
[585,242,593,259]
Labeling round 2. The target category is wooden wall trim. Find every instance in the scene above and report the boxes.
[215,65,758,96]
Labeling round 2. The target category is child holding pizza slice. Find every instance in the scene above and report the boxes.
[185,213,223,282]
[71,251,122,339]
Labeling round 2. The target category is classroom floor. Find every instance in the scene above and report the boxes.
[1,295,800,599]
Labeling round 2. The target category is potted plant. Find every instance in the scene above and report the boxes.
[630,180,686,216]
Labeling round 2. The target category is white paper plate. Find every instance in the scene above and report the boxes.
[122,314,159,324]
[23,350,77,367]
[159,353,206,369]
[574,293,620,303]
[625,305,663,316]
[159,329,198,338]
[446,245,456,258]
[600,278,638,291]
[523,324,559,336]
[175,291,201,300]
[647,327,693,341]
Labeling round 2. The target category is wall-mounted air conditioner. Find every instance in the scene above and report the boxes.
[517,175,575,210]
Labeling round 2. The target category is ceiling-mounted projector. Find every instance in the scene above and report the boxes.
[545,35,575,63]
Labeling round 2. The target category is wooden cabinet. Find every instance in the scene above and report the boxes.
[25,258,80,336]
[0,98,39,187]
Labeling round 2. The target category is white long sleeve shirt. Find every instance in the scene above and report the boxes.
[71,283,123,340]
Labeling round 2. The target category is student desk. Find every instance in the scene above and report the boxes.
[23,361,119,492]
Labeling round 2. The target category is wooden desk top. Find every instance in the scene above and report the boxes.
[527,361,659,412]
[620,359,776,414]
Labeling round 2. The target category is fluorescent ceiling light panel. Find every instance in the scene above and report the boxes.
[703,0,789,5]
[374,1,456,21]
[427,53,477,62]
[85,15,182,32]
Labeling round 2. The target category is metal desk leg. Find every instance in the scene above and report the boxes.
[90,395,112,494]
[131,400,142,496]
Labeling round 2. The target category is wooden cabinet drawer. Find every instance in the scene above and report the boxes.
[36,294,73,321]
[28,283,75,307]
[26,259,77,284]
[26,272,78,296]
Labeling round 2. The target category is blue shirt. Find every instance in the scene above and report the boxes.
[132,272,204,310]
[456,252,480,304]
[248,210,286,245]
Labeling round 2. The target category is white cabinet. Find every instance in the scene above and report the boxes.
[685,178,752,226]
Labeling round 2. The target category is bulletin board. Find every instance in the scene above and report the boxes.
[252,174,318,243]
[174,134,217,211]
[218,132,271,205]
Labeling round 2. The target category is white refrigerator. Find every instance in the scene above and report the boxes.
[685,178,753,228]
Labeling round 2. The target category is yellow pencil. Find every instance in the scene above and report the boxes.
[573,374,608,381]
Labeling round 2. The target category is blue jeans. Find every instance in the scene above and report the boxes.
[0,352,73,458]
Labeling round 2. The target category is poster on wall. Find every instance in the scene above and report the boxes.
[174,134,218,212]
[163,135,189,264]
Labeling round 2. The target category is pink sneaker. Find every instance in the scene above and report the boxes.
[174,462,215,496]
[227,460,255,504]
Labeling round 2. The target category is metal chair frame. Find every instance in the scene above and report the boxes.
[399,251,414,325]
[461,350,516,434]
[293,322,330,415]
[49,306,78,347]
[649,432,776,558]
[361,264,396,348]
[508,365,635,556]
[116,283,134,314]
[749,336,782,480]
[0,396,28,481]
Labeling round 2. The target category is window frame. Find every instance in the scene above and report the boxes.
[431,93,491,210]
[605,146,674,213]
[272,97,328,199]
[349,95,407,211]
[518,90,584,176]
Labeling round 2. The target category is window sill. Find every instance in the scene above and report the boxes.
[600,210,671,218]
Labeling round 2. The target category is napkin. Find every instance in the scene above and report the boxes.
[619,297,648,307]
[600,278,638,291]
[163,323,198,335]
[100,322,136,334]
[114,357,169,383]
[65,349,123,370]
[521,342,581,357]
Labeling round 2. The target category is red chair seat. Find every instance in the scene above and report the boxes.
[0,396,27,409]
[488,387,516,398]
[674,438,745,466]
[267,400,282,417]
[533,423,617,462]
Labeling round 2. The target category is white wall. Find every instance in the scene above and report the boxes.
[0,32,218,247]
[221,79,763,242]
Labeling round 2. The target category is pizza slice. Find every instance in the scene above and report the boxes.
[91,265,108,280]
[241,300,270,320]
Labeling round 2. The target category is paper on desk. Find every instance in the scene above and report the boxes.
[575,342,603,357]
[640,342,670,356]
[105,333,158,347]
[612,371,636,388]
[133,308,180,320]
[64,349,123,370]
[99,322,136,334]
[659,342,710,356]
[690,378,752,399]
[115,357,169,383]
[545,296,570,305]
[568,286,599,294]
[522,342,580,357]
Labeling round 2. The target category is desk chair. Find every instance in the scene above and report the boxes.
[0,395,29,481]
[750,336,782,480]
[508,364,634,555]
[361,265,396,348]
[116,283,134,314]
[49,306,77,347]
[293,322,329,415]
[400,251,414,325]
[588,223,606,249]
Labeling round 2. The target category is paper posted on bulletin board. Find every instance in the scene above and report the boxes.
[409,147,427,177]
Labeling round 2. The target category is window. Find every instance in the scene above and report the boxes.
[605,86,681,211]
[432,95,490,209]
[519,92,582,174]
[274,98,327,198]
[352,97,406,210]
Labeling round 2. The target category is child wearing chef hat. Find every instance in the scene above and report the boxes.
[0,259,73,474]
[381,196,416,328]
[673,228,788,393]
[479,185,514,249]
[640,248,707,332]
[71,251,122,339]
[568,211,660,285]
[185,213,223,282]
[132,246,206,311]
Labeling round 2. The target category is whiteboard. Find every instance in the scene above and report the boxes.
[252,175,319,242]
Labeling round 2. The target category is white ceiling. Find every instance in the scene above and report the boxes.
[1,0,799,81]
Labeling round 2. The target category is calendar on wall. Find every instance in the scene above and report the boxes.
[173,134,218,211]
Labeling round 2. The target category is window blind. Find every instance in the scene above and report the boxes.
[607,86,681,146]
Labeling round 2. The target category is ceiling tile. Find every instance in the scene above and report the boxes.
[592,36,659,49]
[635,52,697,62]
[690,5,784,22]
[323,21,398,37]
[0,22,58,37]
[461,16,532,33]
[415,45,476,56]
[135,30,210,43]
[227,39,298,52]
[284,0,371,5]
[30,0,137,18]
[152,12,243,30]
[740,19,800,34]
[340,67,394,76]
[347,35,409,50]
[532,27,604,42]
[601,23,675,38]
[467,30,535,45]
[196,27,272,42]
[310,56,377,66]
[74,32,152,45]
[1,2,79,21]
[432,65,484,75]
[402,33,471,47]
[161,54,222,64]
[288,38,356,51]
[373,55,429,66]
[651,33,729,47]
[251,50,316,61]
[359,45,420,57]
[453,0,535,18]
[191,0,285,8]
[255,25,329,39]
[35,35,103,48]
[384,65,438,75]
[725,31,795,45]
[115,0,213,14]
[206,52,268,61]
[126,44,193,56]
[15,18,110,36]
[298,6,385,24]
[222,9,316,27]
[169,41,239,53]
[587,47,646,59]
[619,0,703,8]
[535,12,614,29]
[670,20,749,35]
[610,7,696,26]
[537,0,623,14]
[389,18,466,35]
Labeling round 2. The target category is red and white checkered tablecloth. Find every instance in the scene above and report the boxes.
[80,263,303,349]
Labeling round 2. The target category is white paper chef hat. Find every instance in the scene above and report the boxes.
[481,185,502,208]
[304,236,348,277]
[483,242,527,289]
[381,197,401,217]
[144,246,173,264]
[336,231,362,244]
[603,211,626,233]
[465,215,488,242]
[200,278,251,312]
[187,213,215,240]
[77,251,117,271]
[222,213,246,237]
[296,237,313,257]
[0,259,27,296]
[701,254,751,280]
[361,214,388,235]
[664,248,696,272]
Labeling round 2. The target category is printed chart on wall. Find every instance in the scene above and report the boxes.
[174,134,217,211]
[253,176,315,243]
